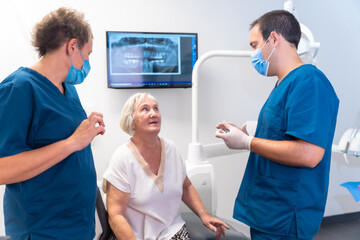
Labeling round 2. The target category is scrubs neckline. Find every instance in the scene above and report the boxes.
[22,67,68,97]
[275,64,312,89]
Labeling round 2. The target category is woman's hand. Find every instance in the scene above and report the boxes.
[200,213,230,240]
[68,112,105,151]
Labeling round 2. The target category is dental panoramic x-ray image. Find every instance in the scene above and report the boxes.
[110,37,179,74]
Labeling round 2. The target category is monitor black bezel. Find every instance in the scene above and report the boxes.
[106,31,198,89]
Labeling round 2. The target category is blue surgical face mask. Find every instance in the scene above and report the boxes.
[64,44,91,85]
[251,37,275,76]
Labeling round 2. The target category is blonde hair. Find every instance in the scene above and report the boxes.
[120,93,158,136]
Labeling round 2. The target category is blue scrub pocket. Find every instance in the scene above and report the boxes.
[248,174,299,234]
[259,104,286,140]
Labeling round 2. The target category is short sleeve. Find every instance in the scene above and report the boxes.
[285,76,338,149]
[0,81,33,157]
[103,145,131,193]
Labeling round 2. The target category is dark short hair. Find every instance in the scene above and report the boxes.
[250,10,301,48]
[32,7,93,57]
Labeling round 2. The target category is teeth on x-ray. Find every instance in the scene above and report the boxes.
[111,37,179,73]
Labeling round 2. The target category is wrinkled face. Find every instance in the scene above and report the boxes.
[132,97,161,135]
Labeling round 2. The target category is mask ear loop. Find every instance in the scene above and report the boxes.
[260,35,271,49]
[262,32,276,61]
[69,55,74,66]
[266,47,276,61]
[66,41,76,66]
[76,44,86,61]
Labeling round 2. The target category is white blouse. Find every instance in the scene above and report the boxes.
[103,138,187,240]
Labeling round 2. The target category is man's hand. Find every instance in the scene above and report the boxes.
[215,121,253,150]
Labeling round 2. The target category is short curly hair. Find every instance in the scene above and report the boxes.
[32,7,93,58]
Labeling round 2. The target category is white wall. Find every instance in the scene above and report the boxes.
[1,0,360,236]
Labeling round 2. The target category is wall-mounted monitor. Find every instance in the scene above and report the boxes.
[106,31,198,89]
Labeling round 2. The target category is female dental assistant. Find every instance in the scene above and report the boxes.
[0,8,105,240]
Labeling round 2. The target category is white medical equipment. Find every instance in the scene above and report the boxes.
[186,50,252,217]
[334,128,360,164]
[183,50,253,238]
[284,0,320,65]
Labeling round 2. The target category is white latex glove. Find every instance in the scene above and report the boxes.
[215,121,254,150]
[240,122,249,135]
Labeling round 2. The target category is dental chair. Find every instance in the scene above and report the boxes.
[96,184,249,240]
[95,186,115,240]
[181,212,249,240]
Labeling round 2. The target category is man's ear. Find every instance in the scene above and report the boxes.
[269,31,280,47]
[67,38,78,56]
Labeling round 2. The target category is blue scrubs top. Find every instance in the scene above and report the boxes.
[233,64,339,239]
[0,68,97,240]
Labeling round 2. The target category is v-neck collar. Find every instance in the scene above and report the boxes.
[128,138,165,192]
[24,67,68,98]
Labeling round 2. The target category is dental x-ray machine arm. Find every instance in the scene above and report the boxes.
[284,0,320,64]
[188,50,252,162]
[185,50,252,217]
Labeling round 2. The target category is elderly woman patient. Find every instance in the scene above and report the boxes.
[103,93,229,240]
